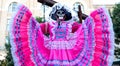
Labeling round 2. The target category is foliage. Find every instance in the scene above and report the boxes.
[36,17,43,23]
[0,37,14,66]
[112,3,120,59]
[112,3,120,43]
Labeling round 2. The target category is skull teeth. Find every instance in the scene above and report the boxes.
[59,17,63,19]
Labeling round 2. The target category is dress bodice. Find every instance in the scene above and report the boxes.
[49,22,72,40]
[44,22,77,49]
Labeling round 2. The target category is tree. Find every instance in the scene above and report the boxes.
[112,3,120,59]
[0,37,14,66]
[36,17,43,23]
[112,3,120,43]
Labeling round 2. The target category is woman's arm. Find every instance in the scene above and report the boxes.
[72,22,81,33]
[40,22,50,34]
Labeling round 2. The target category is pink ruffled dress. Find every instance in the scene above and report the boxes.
[9,4,114,66]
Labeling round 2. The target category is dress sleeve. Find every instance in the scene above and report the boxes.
[40,22,50,34]
[72,22,81,33]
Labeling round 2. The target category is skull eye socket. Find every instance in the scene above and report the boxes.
[56,10,65,18]
[62,11,64,14]
[57,11,61,14]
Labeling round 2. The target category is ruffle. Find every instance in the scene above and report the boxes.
[9,4,36,66]
[90,7,114,66]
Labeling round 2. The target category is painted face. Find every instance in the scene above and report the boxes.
[56,9,65,20]
[49,3,73,28]
[55,9,66,28]
[49,4,72,21]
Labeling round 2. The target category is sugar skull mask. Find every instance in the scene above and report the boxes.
[49,3,72,21]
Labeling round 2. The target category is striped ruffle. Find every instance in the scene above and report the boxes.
[90,7,114,66]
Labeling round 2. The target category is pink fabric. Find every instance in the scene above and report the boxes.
[90,8,112,66]
[9,4,114,66]
[72,22,81,33]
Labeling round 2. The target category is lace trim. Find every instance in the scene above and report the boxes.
[44,33,77,49]
[44,40,76,49]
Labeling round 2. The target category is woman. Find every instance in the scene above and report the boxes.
[9,3,114,66]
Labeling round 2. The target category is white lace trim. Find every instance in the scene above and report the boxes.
[44,33,77,49]
[44,39,76,49]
